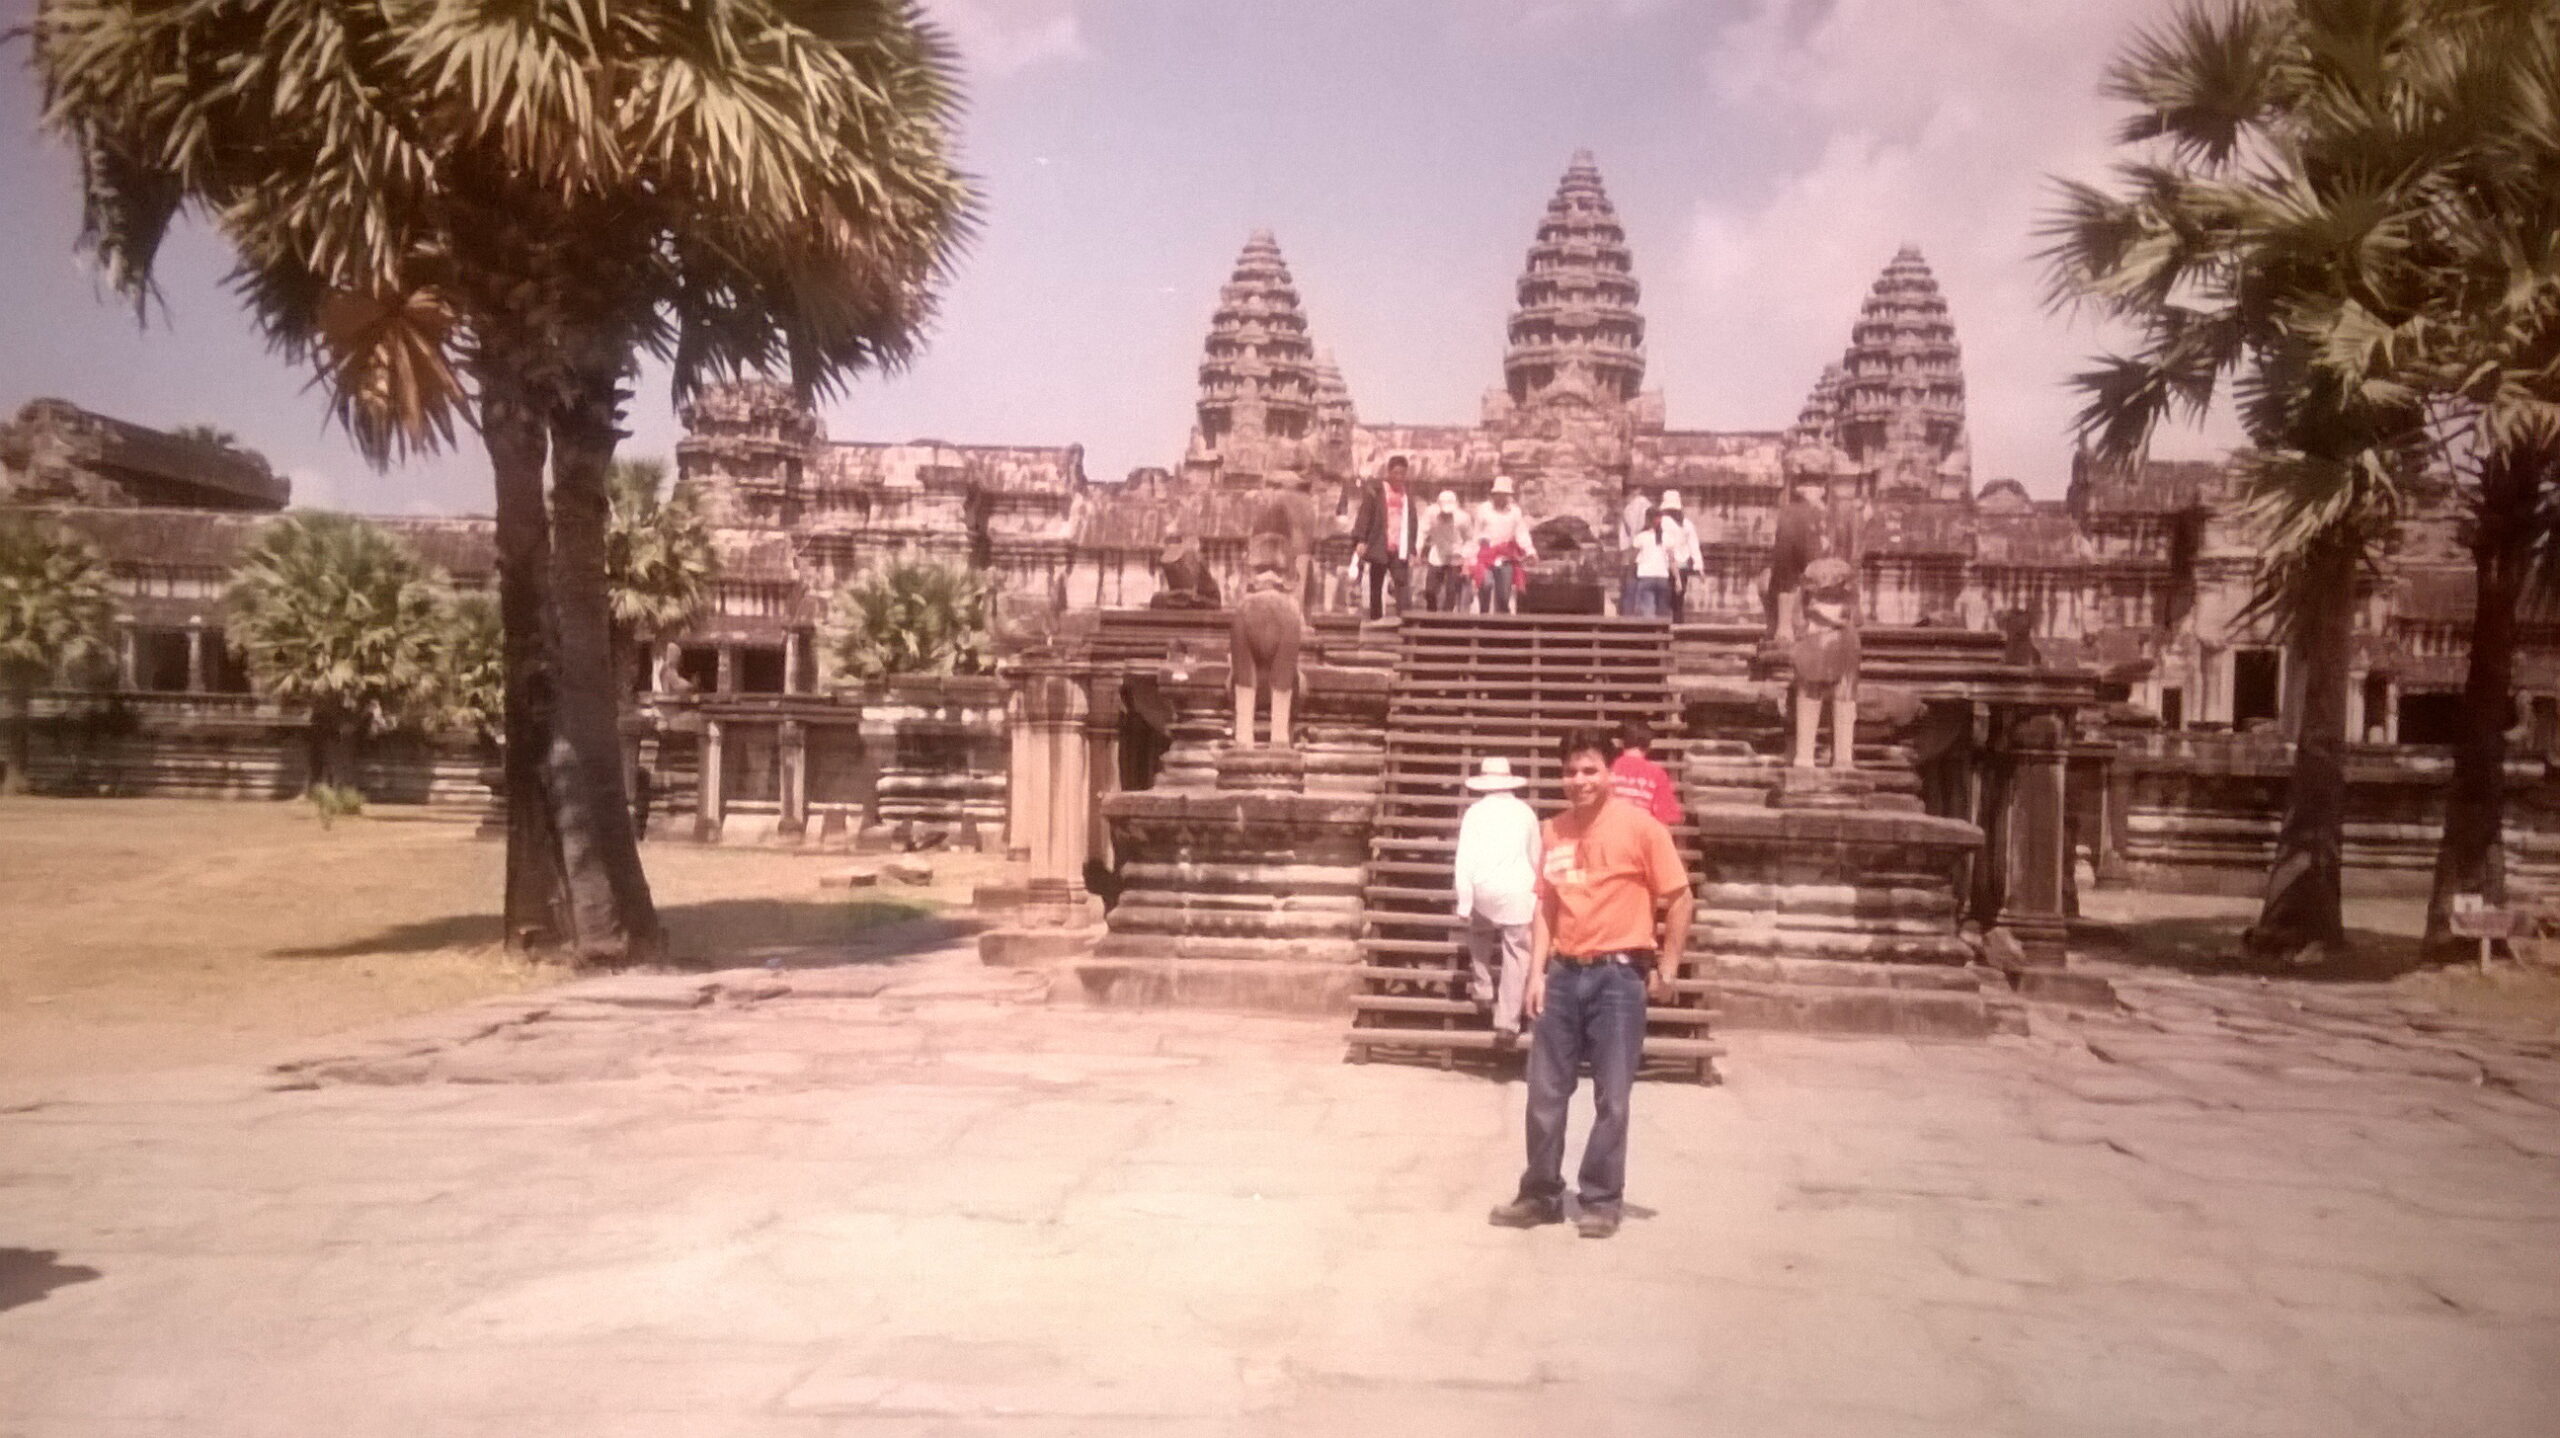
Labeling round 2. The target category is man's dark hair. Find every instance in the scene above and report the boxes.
[1386,455,1410,470]
[1617,719,1653,754]
[1558,726,1617,767]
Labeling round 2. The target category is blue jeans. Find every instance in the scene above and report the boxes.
[1517,961,1648,1215]
[1627,576,1674,618]
[1481,560,1520,614]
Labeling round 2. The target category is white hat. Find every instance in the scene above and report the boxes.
[1436,489,1459,510]
[1465,756,1528,792]
[1491,475,1517,496]
[1659,489,1684,511]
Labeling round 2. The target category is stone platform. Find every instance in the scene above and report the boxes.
[1690,791,2022,1040]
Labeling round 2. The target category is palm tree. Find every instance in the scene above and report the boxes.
[32,0,971,965]
[607,458,718,700]
[435,590,506,746]
[225,512,449,794]
[0,517,119,796]
[824,558,993,683]
[2042,0,2494,960]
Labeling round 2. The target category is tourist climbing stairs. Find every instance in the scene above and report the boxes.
[1344,613,1723,1081]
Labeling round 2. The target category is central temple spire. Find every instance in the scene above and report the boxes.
[1503,150,1646,410]
[1836,245,1971,501]
[1186,229,1322,486]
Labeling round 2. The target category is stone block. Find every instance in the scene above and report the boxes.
[818,864,880,890]
[882,856,935,886]
[1066,957,1358,1013]
[2014,968,2121,1010]
[978,927,1103,967]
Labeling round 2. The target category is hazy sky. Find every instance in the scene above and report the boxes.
[0,0,2236,516]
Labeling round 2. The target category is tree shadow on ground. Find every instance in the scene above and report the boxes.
[267,896,974,968]
[2073,914,2428,982]
[0,1249,101,1315]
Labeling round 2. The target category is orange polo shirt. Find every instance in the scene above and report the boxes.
[1535,796,1690,956]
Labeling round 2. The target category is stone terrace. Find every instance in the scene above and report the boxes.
[2,946,2557,1436]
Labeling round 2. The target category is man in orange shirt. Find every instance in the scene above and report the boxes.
[1488,727,1693,1239]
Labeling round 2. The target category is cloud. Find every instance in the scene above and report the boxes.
[931,0,1089,80]
[1670,0,2237,492]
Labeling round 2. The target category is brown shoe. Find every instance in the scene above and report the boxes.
[1575,1208,1622,1239]
[1486,1196,1563,1229]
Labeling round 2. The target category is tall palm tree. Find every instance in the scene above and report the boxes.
[824,558,993,682]
[2043,0,2479,960]
[225,512,450,793]
[0,516,120,796]
[31,0,971,965]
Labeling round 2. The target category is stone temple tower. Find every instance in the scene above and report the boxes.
[1502,150,1647,410]
[1185,230,1322,487]
[1836,246,1971,501]
[1486,151,1656,546]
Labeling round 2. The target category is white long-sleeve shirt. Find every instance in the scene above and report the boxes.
[1453,790,1542,926]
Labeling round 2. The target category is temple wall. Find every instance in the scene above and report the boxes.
[21,692,489,806]
[2100,734,2560,900]
[672,678,1009,848]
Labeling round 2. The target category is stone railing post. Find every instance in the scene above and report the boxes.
[2001,711,2071,965]
[694,717,727,843]
[775,717,808,842]
[1013,660,1091,903]
[185,620,207,694]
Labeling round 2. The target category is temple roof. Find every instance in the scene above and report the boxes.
[2069,455,2228,516]
[2,398,289,510]
[808,440,1084,495]
[26,505,497,579]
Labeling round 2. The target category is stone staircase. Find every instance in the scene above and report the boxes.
[1342,613,1724,1081]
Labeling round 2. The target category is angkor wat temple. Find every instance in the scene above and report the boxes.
[6,151,2554,908]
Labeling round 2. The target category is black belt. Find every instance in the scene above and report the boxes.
[1551,949,1655,969]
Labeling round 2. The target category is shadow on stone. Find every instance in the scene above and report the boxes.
[2074,915,2426,982]
[0,1249,101,1314]
[267,898,974,969]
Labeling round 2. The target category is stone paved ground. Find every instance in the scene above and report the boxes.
[4,945,2558,1437]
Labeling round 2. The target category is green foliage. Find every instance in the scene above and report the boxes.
[307,781,364,827]
[0,516,120,692]
[434,591,506,741]
[823,557,991,682]
[224,512,450,733]
[2043,0,2560,626]
[607,457,718,647]
[29,0,978,458]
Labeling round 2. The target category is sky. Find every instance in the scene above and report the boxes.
[0,0,2239,517]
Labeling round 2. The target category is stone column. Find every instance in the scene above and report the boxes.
[716,645,737,696]
[775,718,808,842]
[2383,679,2401,744]
[694,718,727,843]
[1015,661,1091,903]
[784,630,805,695]
[185,621,207,694]
[2000,711,2072,966]
[118,626,138,691]
[1005,679,1038,862]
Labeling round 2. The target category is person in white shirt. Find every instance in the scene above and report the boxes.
[1658,489,1704,620]
[1627,516,1675,618]
[1473,476,1537,614]
[1419,490,1473,612]
[1453,755,1543,1041]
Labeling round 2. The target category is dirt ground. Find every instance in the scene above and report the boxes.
[0,798,1002,1081]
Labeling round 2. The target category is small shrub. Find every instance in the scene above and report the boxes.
[308,782,365,828]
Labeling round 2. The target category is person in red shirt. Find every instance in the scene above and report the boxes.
[1607,719,1682,827]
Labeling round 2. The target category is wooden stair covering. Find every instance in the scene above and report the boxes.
[1344,613,1720,1083]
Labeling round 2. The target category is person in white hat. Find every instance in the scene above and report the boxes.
[1657,489,1703,620]
[1454,755,1542,1040]
[1472,476,1537,614]
[1419,489,1473,612]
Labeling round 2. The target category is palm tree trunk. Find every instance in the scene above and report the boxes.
[479,362,574,954]
[3,679,32,796]
[546,361,664,965]
[2243,530,2355,961]
[2426,439,2550,955]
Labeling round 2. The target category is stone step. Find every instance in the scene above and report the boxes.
[1351,993,1721,1024]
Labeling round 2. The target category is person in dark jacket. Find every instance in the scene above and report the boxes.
[1350,456,1413,621]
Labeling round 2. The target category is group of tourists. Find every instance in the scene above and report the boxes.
[1449,720,1690,1239]
[1346,457,1712,623]
[1349,457,1539,620]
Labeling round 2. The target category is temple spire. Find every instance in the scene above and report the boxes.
[1835,245,1970,500]
[1503,151,1646,410]
[1186,229,1322,485]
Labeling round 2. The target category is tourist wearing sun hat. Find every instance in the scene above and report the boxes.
[1658,489,1703,620]
[1472,477,1536,614]
[1454,755,1542,1040]
[1419,489,1473,612]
